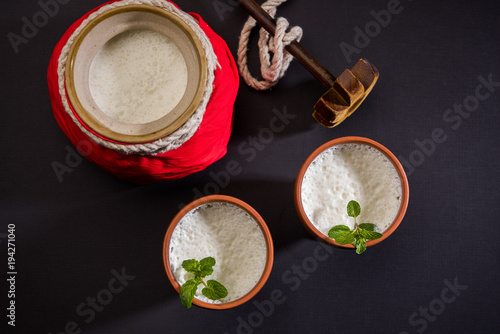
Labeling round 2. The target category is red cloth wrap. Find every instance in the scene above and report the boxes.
[47,1,238,184]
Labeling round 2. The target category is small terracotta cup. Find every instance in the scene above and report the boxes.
[294,136,409,248]
[65,4,207,143]
[162,195,274,310]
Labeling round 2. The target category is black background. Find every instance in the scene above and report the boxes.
[1,0,499,333]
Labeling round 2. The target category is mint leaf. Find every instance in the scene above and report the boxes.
[182,259,201,275]
[202,280,228,300]
[353,233,361,246]
[347,200,361,218]
[335,230,356,245]
[328,201,383,254]
[358,223,376,232]
[354,236,367,254]
[355,241,367,254]
[200,257,216,268]
[360,229,383,241]
[179,257,228,308]
[180,279,199,309]
[328,225,350,239]
[199,257,216,277]
[199,267,214,277]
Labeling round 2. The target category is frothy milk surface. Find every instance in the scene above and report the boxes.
[169,202,267,304]
[301,143,402,234]
[89,29,188,124]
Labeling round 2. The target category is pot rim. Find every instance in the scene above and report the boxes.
[294,136,409,248]
[65,4,208,144]
[162,195,274,310]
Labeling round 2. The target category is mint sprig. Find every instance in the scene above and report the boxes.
[179,257,228,308]
[328,200,383,254]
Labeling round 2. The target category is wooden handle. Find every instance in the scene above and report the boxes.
[238,0,336,88]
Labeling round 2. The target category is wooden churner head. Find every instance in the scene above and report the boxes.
[313,59,379,127]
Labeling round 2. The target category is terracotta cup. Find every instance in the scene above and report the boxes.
[65,4,207,143]
[294,136,409,248]
[162,195,274,310]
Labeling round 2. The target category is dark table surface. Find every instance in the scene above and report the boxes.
[2,0,499,333]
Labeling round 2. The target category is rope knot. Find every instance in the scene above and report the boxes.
[238,0,303,90]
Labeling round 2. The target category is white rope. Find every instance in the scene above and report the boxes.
[237,0,302,90]
[57,0,218,155]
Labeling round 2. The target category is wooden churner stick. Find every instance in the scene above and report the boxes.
[238,0,379,127]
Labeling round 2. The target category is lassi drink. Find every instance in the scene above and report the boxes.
[169,202,267,304]
[89,29,188,124]
[301,143,402,235]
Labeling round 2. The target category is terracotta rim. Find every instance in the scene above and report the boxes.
[65,4,208,143]
[294,136,410,248]
[162,195,274,310]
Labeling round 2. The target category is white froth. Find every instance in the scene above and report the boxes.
[301,143,402,235]
[169,202,267,304]
[89,29,188,124]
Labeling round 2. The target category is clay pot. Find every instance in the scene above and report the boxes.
[294,136,409,248]
[162,195,274,309]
